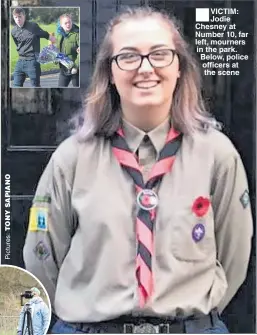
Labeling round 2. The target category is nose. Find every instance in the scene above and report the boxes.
[138,57,154,73]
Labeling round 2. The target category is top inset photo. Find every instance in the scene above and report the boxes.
[10,6,80,88]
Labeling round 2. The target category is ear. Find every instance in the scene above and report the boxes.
[177,70,181,78]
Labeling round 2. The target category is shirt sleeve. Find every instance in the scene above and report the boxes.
[211,153,253,312]
[34,23,50,39]
[23,153,76,308]
[41,302,50,334]
[11,30,18,48]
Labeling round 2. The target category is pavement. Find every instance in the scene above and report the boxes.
[10,70,75,88]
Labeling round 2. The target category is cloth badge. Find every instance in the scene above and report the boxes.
[192,223,205,242]
[240,190,250,209]
[28,207,48,232]
[34,195,51,204]
[33,241,50,261]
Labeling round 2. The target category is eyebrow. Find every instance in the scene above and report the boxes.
[118,44,169,52]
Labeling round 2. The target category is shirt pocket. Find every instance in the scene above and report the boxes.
[169,195,216,262]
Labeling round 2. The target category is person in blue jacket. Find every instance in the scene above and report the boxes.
[17,287,50,335]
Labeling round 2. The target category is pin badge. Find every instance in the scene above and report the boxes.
[240,190,250,209]
[192,196,210,217]
[137,189,158,211]
[192,223,205,242]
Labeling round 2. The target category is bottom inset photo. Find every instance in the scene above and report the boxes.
[0,265,51,335]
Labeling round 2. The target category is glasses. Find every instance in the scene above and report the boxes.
[111,49,177,71]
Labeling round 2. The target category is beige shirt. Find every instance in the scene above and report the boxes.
[23,119,253,323]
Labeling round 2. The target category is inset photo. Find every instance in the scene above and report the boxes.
[0,265,51,335]
[10,6,80,88]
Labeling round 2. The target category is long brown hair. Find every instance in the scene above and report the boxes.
[76,6,220,140]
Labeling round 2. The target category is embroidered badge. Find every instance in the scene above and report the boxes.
[192,223,205,242]
[28,207,48,232]
[33,241,50,261]
[240,190,250,208]
[192,197,210,217]
[34,195,51,204]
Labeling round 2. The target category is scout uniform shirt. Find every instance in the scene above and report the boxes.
[23,118,253,322]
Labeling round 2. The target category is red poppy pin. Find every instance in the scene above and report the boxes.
[192,196,210,217]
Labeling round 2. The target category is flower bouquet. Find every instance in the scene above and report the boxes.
[37,44,74,70]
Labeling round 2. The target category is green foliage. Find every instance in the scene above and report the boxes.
[10,7,79,25]
[30,7,79,24]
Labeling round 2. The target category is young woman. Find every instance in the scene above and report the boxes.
[23,6,253,334]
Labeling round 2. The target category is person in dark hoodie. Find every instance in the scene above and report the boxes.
[17,287,50,335]
[11,7,56,87]
[56,14,80,87]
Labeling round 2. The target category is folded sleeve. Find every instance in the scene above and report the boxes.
[211,152,253,312]
[23,153,76,308]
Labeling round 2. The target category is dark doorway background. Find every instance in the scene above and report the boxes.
[1,0,255,333]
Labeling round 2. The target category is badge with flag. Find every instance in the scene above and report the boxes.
[28,207,49,232]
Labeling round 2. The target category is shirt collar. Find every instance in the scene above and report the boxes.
[122,117,171,154]
[18,21,27,29]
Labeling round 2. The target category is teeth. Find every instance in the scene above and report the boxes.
[135,82,159,89]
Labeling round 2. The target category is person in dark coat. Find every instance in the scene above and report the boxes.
[11,7,56,87]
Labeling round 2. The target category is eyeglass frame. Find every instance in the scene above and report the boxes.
[110,48,178,71]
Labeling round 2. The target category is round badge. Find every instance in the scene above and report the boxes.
[137,189,158,211]
[192,223,205,243]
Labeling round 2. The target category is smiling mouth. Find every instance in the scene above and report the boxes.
[134,81,160,89]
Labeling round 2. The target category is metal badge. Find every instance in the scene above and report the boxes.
[240,189,250,208]
[192,223,205,242]
[133,323,158,333]
[137,189,158,211]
